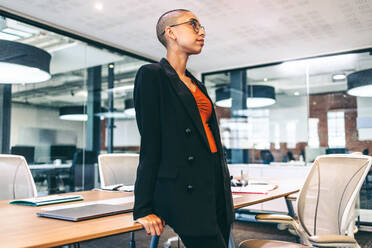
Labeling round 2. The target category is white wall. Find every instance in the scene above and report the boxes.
[357,97,372,140]
[269,95,309,144]
[11,103,85,148]
[108,119,140,147]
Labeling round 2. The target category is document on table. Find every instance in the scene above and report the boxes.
[101,184,134,192]
[231,184,277,194]
[9,195,83,206]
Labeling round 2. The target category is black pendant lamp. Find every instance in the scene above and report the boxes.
[0,39,51,83]
[215,85,276,108]
[59,106,87,121]
[347,69,372,97]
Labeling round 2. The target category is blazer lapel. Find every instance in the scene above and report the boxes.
[160,58,210,151]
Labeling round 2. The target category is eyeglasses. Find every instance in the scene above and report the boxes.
[162,18,205,35]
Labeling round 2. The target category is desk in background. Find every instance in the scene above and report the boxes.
[29,163,72,170]
[228,163,309,212]
[29,163,72,194]
[29,163,99,194]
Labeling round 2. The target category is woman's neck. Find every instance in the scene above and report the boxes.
[166,50,189,78]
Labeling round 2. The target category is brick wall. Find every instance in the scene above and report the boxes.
[310,92,372,154]
[214,92,372,162]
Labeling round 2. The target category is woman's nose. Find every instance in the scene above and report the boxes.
[199,28,206,37]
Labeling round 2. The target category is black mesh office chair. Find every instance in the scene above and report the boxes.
[65,150,98,192]
[260,150,274,164]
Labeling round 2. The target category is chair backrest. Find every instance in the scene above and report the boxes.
[72,150,98,190]
[260,150,274,164]
[297,154,372,237]
[0,155,37,200]
[98,153,139,187]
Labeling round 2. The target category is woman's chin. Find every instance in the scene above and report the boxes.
[189,47,203,55]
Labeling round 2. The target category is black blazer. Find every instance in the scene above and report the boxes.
[133,58,234,236]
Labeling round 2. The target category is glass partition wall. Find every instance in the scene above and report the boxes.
[204,51,372,227]
[1,15,147,196]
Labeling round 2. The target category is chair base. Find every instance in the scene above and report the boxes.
[239,239,307,248]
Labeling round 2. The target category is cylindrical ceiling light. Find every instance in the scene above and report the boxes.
[347,69,372,97]
[59,106,87,121]
[215,85,276,108]
[95,107,132,119]
[0,39,51,84]
[124,98,135,116]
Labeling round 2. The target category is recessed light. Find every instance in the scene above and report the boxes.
[263,78,268,82]
[332,73,346,81]
[294,91,300,96]
[75,91,88,98]
[95,3,103,10]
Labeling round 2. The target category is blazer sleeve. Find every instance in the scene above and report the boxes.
[133,65,162,220]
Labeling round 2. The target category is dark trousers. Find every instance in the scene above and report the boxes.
[179,153,231,248]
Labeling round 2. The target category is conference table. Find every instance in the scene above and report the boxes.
[0,181,299,248]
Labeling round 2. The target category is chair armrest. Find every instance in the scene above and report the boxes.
[256,214,302,238]
[256,214,294,222]
[309,235,357,247]
[286,192,298,201]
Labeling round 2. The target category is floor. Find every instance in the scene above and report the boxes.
[77,221,372,248]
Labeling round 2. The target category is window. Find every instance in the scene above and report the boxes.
[220,109,270,149]
[308,118,320,148]
[286,121,297,148]
[327,111,346,148]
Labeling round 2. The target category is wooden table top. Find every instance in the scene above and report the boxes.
[0,181,299,248]
[0,191,141,248]
[232,181,299,209]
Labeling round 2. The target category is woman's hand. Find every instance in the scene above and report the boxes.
[136,214,165,236]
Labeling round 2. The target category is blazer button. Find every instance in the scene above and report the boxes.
[186,184,194,191]
[185,128,192,136]
[187,156,195,162]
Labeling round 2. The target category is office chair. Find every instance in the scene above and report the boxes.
[98,153,139,248]
[260,150,274,164]
[239,154,372,248]
[0,155,37,200]
[61,150,98,192]
[98,153,139,187]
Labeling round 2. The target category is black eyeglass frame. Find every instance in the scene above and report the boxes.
[161,18,205,36]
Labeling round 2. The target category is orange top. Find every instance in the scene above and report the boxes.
[189,83,217,153]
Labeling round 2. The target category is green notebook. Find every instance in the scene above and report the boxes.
[9,194,84,206]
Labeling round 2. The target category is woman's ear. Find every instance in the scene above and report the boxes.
[165,27,177,42]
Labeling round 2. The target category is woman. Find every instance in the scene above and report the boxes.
[133,9,234,248]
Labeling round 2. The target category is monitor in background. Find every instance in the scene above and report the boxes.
[11,146,35,164]
[229,149,250,164]
[50,145,76,162]
[326,148,347,154]
[305,146,327,163]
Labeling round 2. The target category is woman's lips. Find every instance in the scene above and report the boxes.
[197,40,205,45]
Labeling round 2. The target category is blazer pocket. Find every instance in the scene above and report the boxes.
[157,163,179,179]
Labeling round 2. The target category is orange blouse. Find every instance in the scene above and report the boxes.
[189,83,217,153]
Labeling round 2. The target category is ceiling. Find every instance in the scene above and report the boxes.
[1,0,372,74]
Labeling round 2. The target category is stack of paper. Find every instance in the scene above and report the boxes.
[101,184,134,192]
[231,184,277,194]
[9,195,83,206]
